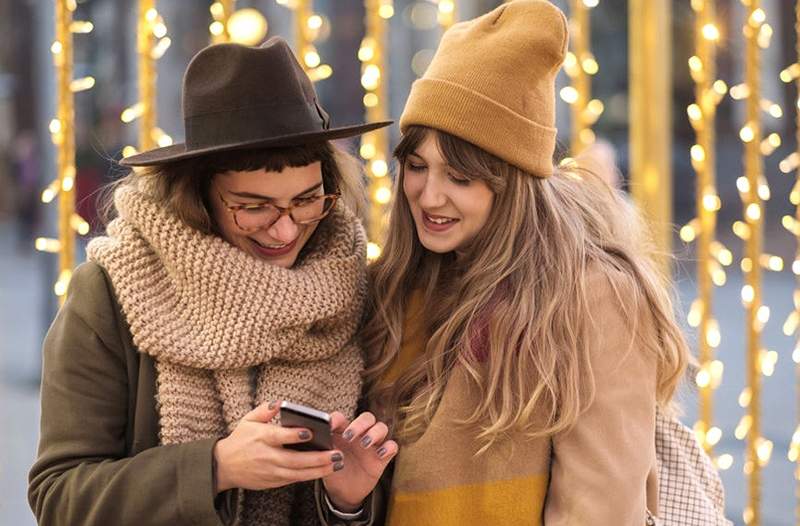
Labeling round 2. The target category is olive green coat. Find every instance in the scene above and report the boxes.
[27,262,238,525]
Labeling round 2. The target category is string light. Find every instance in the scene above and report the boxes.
[37,1,93,303]
[688,0,730,461]
[360,0,392,260]
[737,1,770,522]
[781,3,800,522]
[436,0,456,29]
[277,0,332,82]
[566,0,602,154]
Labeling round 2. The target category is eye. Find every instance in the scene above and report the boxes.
[448,172,471,186]
[405,160,426,172]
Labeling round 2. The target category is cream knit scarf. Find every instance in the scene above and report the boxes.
[87,185,366,526]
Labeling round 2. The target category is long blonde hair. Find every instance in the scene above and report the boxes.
[362,126,689,451]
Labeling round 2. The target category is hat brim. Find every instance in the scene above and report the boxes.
[119,120,393,167]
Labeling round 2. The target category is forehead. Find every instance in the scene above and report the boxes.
[411,132,446,164]
[216,161,323,196]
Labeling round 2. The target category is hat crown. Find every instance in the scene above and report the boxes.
[182,38,316,120]
[400,0,568,178]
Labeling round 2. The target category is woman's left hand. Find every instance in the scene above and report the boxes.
[322,411,399,512]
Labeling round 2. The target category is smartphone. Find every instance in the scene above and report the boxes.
[279,401,333,451]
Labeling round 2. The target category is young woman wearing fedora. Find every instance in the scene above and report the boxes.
[28,38,398,526]
[327,1,693,524]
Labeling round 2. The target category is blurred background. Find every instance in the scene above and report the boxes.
[1,0,799,524]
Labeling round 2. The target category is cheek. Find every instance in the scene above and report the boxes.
[402,174,422,204]
[463,187,494,229]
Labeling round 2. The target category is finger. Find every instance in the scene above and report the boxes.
[329,411,350,433]
[272,448,344,470]
[263,422,314,447]
[358,421,389,449]
[374,439,399,462]
[341,412,377,442]
[274,462,343,484]
[244,400,281,423]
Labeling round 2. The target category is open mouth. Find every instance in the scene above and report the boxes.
[250,237,297,257]
[422,211,459,232]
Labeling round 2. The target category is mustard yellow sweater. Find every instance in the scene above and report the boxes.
[382,269,660,525]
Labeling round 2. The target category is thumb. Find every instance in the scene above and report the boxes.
[244,400,281,423]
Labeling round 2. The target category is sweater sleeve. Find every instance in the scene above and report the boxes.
[544,272,657,525]
[28,262,229,526]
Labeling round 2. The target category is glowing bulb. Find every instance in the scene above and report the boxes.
[560,86,579,104]
[371,159,389,178]
[706,426,722,446]
[35,238,61,253]
[227,9,268,46]
[702,23,720,41]
[367,242,382,261]
[746,203,761,221]
[581,56,599,75]
[739,125,755,143]
[741,285,754,305]
[687,104,702,122]
[363,93,379,108]
[716,454,733,470]
[375,187,392,204]
[739,387,752,408]
[360,143,376,160]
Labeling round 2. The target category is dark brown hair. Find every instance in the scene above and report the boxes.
[101,141,364,234]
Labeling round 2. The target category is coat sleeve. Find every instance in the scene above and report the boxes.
[27,262,229,526]
[544,272,657,525]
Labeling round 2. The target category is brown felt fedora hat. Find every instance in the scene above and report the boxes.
[121,37,391,166]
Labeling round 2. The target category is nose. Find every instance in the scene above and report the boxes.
[418,171,447,209]
[266,213,299,244]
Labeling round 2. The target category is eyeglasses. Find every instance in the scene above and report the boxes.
[216,188,340,232]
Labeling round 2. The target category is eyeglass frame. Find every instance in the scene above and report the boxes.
[215,187,340,232]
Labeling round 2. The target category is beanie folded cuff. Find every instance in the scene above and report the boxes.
[399,77,556,178]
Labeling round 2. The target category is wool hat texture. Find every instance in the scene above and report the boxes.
[399,0,568,178]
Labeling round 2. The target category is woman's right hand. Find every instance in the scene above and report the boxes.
[213,401,345,493]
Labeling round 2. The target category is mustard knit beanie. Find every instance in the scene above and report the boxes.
[399,0,568,178]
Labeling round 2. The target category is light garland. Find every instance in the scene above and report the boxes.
[36,0,93,303]
[121,1,172,159]
[735,1,778,523]
[209,1,235,43]
[436,0,456,30]
[276,0,332,82]
[684,0,730,469]
[780,3,800,524]
[562,0,602,154]
[360,0,393,260]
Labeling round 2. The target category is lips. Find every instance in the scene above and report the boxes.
[250,236,297,258]
[422,211,459,232]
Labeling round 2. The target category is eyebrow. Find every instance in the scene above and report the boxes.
[228,182,323,201]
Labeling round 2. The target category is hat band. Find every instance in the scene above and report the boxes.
[184,100,328,150]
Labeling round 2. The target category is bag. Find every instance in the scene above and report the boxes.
[649,407,732,525]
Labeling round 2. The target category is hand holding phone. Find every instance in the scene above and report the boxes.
[280,401,333,451]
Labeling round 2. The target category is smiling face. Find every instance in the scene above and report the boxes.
[402,132,494,254]
[210,162,325,268]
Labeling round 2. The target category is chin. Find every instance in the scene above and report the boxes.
[416,228,459,254]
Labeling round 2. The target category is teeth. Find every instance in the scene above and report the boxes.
[425,214,456,224]
[254,239,288,249]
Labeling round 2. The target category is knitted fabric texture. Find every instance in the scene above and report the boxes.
[399,0,568,178]
[87,184,367,526]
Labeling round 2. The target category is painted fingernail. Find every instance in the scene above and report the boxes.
[333,461,345,472]
[298,430,311,440]
[331,452,343,463]
[377,447,387,458]
[268,401,277,410]
[360,436,372,447]
[342,429,354,441]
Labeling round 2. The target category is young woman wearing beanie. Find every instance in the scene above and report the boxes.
[332,1,691,524]
[28,38,398,526]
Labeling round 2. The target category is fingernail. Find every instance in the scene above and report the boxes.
[360,436,372,448]
[268,401,277,410]
[298,430,311,440]
[342,429,354,441]
[331,452,343,463]
[377,447,387,458]
[333,462,345,472]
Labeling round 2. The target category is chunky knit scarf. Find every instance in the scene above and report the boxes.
[87,185,366,526]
